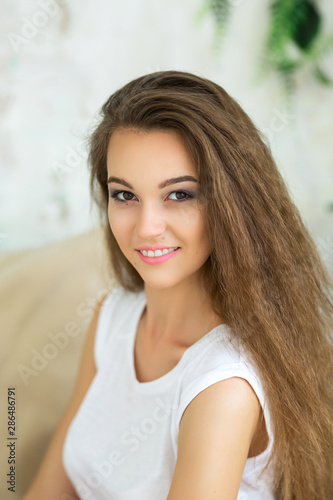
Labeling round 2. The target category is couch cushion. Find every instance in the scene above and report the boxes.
[0,227,116,498]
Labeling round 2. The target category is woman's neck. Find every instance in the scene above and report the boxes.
[141,278,224,348]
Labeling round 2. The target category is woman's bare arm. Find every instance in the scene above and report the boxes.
[22,297,106,500]
[166,377,261,500]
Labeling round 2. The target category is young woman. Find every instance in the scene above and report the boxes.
[23,71,333,500]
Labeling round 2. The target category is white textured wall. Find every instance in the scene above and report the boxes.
[1,0,332,271]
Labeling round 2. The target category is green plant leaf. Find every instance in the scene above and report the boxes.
[292,0,321,50]
[314,65,333,85]
[197,0,333,95]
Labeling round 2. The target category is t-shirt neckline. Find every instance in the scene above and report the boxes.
[128,290,228,391]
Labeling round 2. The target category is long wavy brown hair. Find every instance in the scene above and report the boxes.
[88,70,333,499]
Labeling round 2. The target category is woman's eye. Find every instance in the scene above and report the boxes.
[168,191,193,201]
[109,190,136,202]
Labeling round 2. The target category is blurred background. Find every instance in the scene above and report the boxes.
[1,1,333,498]
[1,0,332,272]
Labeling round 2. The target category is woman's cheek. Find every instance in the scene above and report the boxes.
[173,205,202,227]
[108,210,132,240]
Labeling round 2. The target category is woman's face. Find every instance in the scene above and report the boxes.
[106,128,212,291]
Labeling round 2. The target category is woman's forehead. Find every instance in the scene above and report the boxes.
[106,128,197,179]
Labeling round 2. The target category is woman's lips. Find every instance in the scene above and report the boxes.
[136,247,181,265]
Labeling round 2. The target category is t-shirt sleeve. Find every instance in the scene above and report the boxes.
[175,362,274,464]
[94,285,124,369]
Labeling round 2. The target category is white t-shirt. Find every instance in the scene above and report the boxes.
[63,285,276,499]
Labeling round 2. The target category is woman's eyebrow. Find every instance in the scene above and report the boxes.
[107,175,198,189]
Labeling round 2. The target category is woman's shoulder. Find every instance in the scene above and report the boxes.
[175,326,275,472]
[94,285,145,368]
[101,284,144,311]
[96,284,144,327]
[180,325,268,411]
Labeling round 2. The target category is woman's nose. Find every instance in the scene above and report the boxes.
[135,202,167,239]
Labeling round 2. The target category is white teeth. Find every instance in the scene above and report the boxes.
[140,247,178,257]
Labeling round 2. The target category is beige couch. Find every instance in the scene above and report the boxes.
[0,228,116,499]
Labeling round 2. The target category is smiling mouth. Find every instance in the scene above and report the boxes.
[138,247,180,257]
